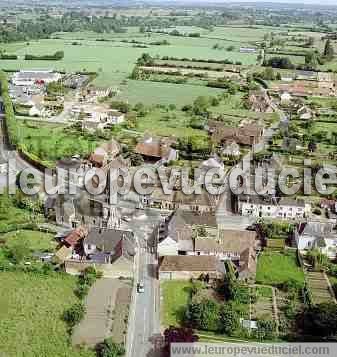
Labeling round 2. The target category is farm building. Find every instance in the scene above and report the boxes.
[159,255,225,281]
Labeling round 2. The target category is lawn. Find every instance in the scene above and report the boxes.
[0,204,32,232]
[256,250,305,287]
[0,195,45,233]
[161,280,192,327]
[0,271,95,357]
[15,120,101,167]
[136,107,207,138]
[2,230,56,253]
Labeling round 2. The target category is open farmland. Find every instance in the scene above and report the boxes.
[0,25,261,105]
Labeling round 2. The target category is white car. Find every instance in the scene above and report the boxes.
[137,282,145,293]
[122,216,131,222]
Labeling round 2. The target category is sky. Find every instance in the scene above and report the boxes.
[166,0,337,5]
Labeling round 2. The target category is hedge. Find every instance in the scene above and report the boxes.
[0,70,18,146]
[24,51,64,61]
[0,54,18,60]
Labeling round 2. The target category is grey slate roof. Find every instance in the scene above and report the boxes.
[85,228,135,257]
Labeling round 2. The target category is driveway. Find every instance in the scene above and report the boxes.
[72,278,131,347]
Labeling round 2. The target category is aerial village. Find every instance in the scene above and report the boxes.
[1,2,337,357]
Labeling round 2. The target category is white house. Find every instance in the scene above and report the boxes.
[72,104,125,131]
[157,210,217,256]
[222,141,241,157]
[280,92,292,105]
[295,222,337,260]
[238,196,310,220]
[11,70,61,86]
[200,156,225,171]
[297,106,313,120]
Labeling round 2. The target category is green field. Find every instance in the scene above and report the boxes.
[2,230,56,253]
[0,271,94,357]
[14,120,100,166]
[0,26,259,105]
[161,280,192,327]
[0,204,32,232]
[136,107,207,138]
[256,251,305,287]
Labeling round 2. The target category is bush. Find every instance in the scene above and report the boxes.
[79,266,100,286]
[75,284,90,299]
[255,319,277,340]
[63,303,86,327]
[96,338,125,357]
[185,299,220,332]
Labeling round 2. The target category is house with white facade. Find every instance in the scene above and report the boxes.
[295,221,337,260]
[238,195,310,220]
[157,209,217,257]
[11,70,61,86]
[222,141,241,157]
[72,104,125,131]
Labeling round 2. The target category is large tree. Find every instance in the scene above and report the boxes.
[185,298,220,331]
[300,303,337,340]
[219,303,240,335]
[163,326,198,357]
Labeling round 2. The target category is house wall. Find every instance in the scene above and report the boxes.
[192,250,240,261]
[239,201,307,220]
[159,270,220,281]
[296,234,337,260]
[153,201,213,213]
[84,243,98,256]
[158,237,178,256]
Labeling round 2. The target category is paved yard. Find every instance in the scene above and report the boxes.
[72,278,131,347]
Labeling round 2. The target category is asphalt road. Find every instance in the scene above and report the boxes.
[125,209,162,357]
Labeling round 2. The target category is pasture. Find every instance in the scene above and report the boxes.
[1,25,260,105]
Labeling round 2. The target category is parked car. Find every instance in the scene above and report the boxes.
[137,282,145,293]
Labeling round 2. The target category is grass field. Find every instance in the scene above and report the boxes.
[2,230,56,253]
[136,107,207,137]
[0,271,94,357]
[161,280,192,327]
[15,120,100,166]
[256,250,305,287]
[1,26,259,105]
[0,205,31,232]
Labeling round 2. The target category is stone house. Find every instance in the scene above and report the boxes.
[295,221,337,260]
[159,255,225,281]
[238,195,311,220]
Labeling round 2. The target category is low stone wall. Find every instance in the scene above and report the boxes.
[65,260,133,278]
